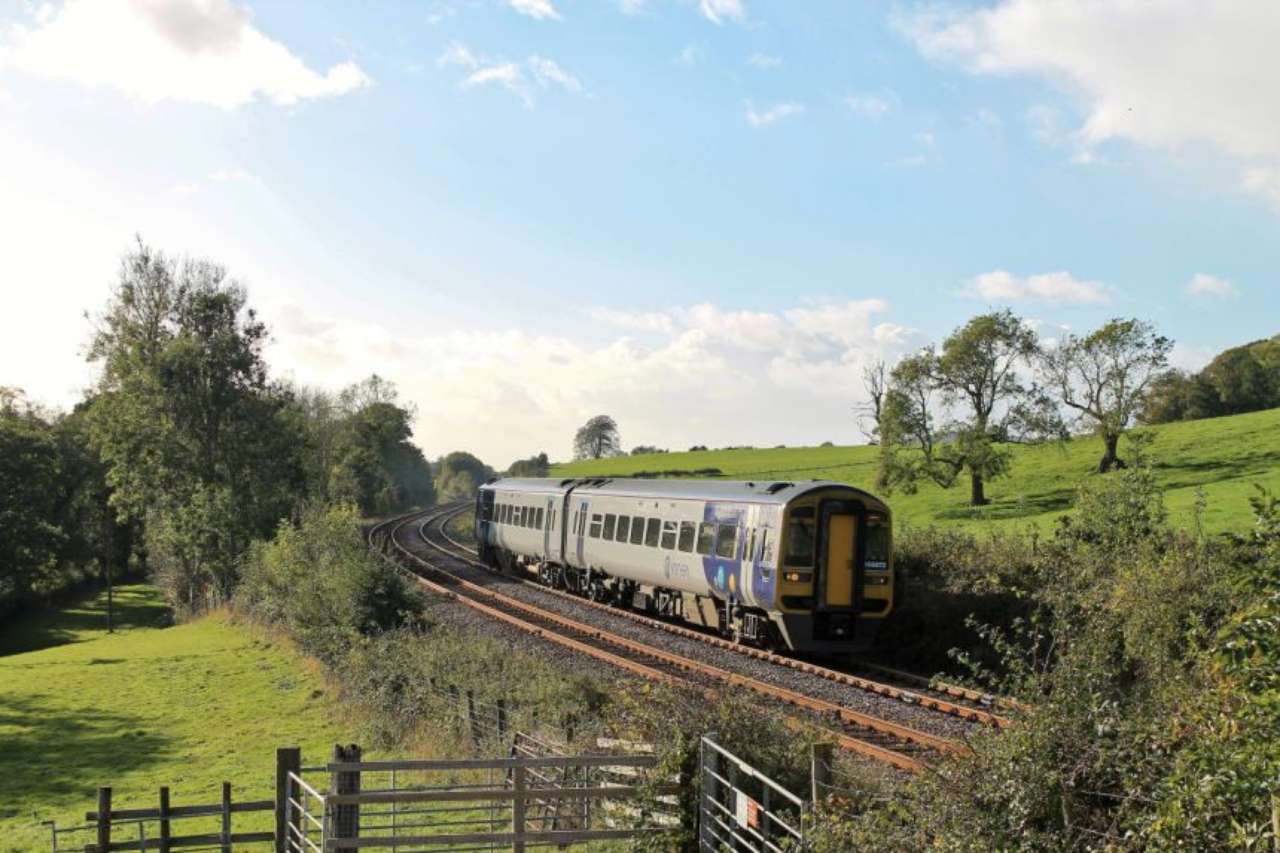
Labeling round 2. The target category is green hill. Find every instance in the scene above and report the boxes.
[0,585,359,851]
[552,408,1280,535]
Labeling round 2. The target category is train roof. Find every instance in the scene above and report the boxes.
[481,476,886,508]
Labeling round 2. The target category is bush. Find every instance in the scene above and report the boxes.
[236,503,422,663]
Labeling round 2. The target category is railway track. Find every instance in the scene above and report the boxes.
[369,506,975,773]
[435,503,1013,729]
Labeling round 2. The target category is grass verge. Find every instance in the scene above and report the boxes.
[0,584,359,851]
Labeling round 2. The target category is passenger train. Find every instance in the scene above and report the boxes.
[474,477,893,656]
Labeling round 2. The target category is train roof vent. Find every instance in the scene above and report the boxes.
[764,481,793,494]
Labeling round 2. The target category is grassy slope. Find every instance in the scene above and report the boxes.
[553,408,1280,535]
[0,585,358,851]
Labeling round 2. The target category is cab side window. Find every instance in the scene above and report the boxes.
[696,522,716,555]
[678,521,696,552]
[715,524,738,559]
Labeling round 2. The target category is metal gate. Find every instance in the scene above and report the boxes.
[698,736,807,852]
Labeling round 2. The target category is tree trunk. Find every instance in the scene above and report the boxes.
[1098,432,1127,473]
[970,471,987,506]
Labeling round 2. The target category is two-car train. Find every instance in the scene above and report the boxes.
[474,477,893,656]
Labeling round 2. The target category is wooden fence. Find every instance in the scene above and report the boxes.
[49,740,674,852]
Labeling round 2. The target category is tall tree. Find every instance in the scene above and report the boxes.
[508,452,550,477]
[86,240,304,612]
[435,451,493,501]
[1039,318,1172,472]
[879,311,1042,506]
[573,415,621,460]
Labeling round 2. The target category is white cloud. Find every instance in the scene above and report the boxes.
[964,270,1111,305]
[528,56,581,93]
[443,45,583,107]
[1186,273,1238,299]
[437,41,479,69]
[970,108,1003,133]
[699,0,745,25]
[894,1,1280,208]
[263,296,918,463]
[507,0,560,21]
[1,0,371,109]
[619,0,647,13]
[843,93,894,119]
[674,44,702,66]
[745,100,803,127]
[747,52,781,69]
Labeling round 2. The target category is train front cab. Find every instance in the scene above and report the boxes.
[773,487,893,657]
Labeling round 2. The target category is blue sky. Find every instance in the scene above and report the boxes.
[1,0,1277,464]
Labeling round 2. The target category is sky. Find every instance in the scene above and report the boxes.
[1,0,1278,467]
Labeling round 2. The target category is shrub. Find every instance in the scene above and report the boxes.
[236,502,422,663]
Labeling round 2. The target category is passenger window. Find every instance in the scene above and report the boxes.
[589,514,603,539]
[535,507,544,529]
[716,524,738,559]
[660,520,677,550]
[696,522,716,555]
[603,514,616,541]
[785,515,816,567]
[678,521,696,552]
[630,517,645,545]
[616,516,631,543]
[645,518,661,547]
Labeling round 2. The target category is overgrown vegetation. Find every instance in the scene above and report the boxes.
[814,446,1280,850]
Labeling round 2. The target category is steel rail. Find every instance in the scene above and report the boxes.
[435,504,1012,728]
[387,507,962,772]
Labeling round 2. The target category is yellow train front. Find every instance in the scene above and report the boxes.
[475,478,894,657]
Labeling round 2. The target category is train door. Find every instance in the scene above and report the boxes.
[543,497,554,558]
[818,501,860,609]
[574,498,589,566]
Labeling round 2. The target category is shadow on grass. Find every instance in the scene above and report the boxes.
[932,488,1075,522]
[0,586,171,658]
[0,694,174,820]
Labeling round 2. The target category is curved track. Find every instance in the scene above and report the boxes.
[435,504,1013,729]
[369,506,985,773]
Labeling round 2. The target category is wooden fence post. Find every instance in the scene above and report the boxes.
[158,786,171,853]
[95,787,112,853]
[275,747,301,853]
[466,690,481,749]
[331,744,362,853]
[512,765,527,853]
[220,782,232,853]
[810,743,833,809]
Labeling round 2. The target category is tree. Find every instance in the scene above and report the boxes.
[855,359,888,444]
[1039,318,1172,472]
[86,240,305,612]
[573,415,621,460]
[879,311,1042,506]
[435,451,494,501]
[507,452,550,477]
[0,391,66,611]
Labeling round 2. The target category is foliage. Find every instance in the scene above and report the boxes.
[236,503,422,664]
[1039,317,1172,472]
[879,310,1049,506]
[507,451,550,477]
[0,390,134,616]
[1141,334,1280,424]
[573,414,622,460]
[814,449,1280,850]
[86,241,304,613]
[435,450,494,501]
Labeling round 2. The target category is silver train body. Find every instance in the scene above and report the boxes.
[474,477,893,655]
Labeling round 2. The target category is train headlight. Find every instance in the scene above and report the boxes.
[783,571,811,583]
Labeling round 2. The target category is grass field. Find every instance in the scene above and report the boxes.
[0,585,360,851]
[553,408,1280,535]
